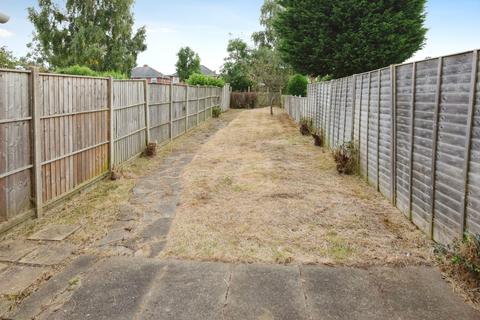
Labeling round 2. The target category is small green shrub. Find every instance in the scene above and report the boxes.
[55,65,128,79]
[299,117,314,136]
[333,141,359,175]
[212,106,222,118]
[187,73,225,87]
[287,74,308,97]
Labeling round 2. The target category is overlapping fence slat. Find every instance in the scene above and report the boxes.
[0,68,230,232]
[283,49,480,244]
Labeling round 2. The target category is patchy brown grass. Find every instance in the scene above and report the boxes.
[0,112,239,248]
[162,107,433,266]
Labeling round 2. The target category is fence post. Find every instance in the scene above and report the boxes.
[144,79,150,145]
[408,62,417,222]
[30,67,43,217]
[108,76,114,170]
[460,50,479,236]
[366,72,372,182]
[390,65,397,205]
[377,70,381,192]
[429,57,444,240]
[351,75,357,142]
[342,77,349,143]
[169,82,173,140]
[185,85,189,133]
[196,85,200,125]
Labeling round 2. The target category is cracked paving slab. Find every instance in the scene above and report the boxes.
[24,259,480,320]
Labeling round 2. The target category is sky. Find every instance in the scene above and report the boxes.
[1,0,480,75]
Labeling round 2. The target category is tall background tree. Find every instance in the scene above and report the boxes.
[221,38,253,91]
[274,0,427,78]
[175,47,201,82]
[251,0,282,49]
[28,0,146,74]
[0,46,18,68]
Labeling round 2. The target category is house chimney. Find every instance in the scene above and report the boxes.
[143,64,148,67]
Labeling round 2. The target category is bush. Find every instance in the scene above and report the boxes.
[55,65,128,79]
[287,74,308,97]
[299,117,314,136]
[230,92,257,109]
[187,73,225,87]
[436,234,480,304]
[333,141,359,175]
[212,106,222,118]
[312,129,325,147]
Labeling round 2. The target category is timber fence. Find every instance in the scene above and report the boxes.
[283,49,480,244]
[0,67,230,232]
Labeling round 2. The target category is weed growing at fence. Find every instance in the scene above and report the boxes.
[436,234,480,306]
[312,128,325,147]
[333,141,359,175]
[299,117,314,136]
[145,142,157,157]
[212,106,222,118]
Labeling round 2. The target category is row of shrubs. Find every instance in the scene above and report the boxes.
[186,73,225,88]
[55,65,128,79]
[299,117,359,175]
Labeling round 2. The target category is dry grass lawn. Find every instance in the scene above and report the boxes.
[162,107,433,266]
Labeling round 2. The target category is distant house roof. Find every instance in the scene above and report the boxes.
[200,65,216,76]
[169,65,216,78]
[131,65,164,78]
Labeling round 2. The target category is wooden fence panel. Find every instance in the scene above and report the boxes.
[379,67,392,200]
[0,70,32,222]
[466,53,480,235]
[283,49,480,244]
[112,80,146,165]
[395,63,415,216]
[149,83,170,144]
[433,52,474,242]
[368,71,379,188]
[39,74,109,204]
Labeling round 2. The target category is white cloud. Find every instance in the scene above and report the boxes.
[0,28,14,38]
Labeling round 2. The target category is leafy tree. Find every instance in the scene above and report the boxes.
[274,0,427,77]
[175,47,201,82]
[252,0,282,49]
[0,46,18,68]
[221,38,253,91]
[250,47,291,94]
[28,0,146,74]
[287,74,308,97]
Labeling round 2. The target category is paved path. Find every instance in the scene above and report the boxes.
[7,257,480,320]
[2,109,480,319]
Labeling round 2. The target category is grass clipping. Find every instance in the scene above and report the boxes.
[161,108,432,266]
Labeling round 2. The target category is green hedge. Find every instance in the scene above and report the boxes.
[55,65,128,79]
[287,74,308,97]
[186,73,225,87]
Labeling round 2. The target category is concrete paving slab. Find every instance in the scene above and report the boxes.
[139,260,229,320]
[139,218,172,239]
[301,265,387,320]
[225,264,308,320]
[28,224,80,241]
[371,267,480,320]
[45,257,163,320]
[0,240,37,262]
[7,255,97,320]
[97,228,132,246]
[19,243,76,266]
[301,265,480,320]
[0,265,47,295]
